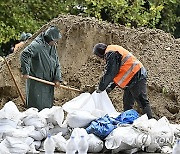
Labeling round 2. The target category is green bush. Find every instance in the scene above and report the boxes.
[0,0,179,44]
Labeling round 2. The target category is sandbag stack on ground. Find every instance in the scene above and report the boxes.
[0,91,179,153]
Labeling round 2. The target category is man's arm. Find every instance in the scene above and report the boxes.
[20,48,32,76]
[20,44,37,76]
[97,51,122,92]
[54,50,62,82]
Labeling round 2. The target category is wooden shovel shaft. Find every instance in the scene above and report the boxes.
[28,75,81,92]
[28,75,55,86]
[4,58,26,105]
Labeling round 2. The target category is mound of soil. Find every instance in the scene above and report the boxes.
[0,15,179,123]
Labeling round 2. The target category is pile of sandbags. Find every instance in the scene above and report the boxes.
[0,91,179,153]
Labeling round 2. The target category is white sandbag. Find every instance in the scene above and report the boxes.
[39,108,56,124]
[1,136,30,153]
[66,110,96,128]
[112,142,138,154]
[150,116,174,147]
[62,93,95,113]
[3,126,35,140]
[28,143,40,154]
[105,125,151,150]
[0,119,17,134]
[91,109,107,118]
[25,137,34,146]
[33,140,41,149]
[161,145,173,153]
[170,124,180,137]
[105,126,133,150]
[105,126,136,153]
[54,106,64,127]
[91,91,118,116]
[87,134,104,153]
[49,125,69,136]
[0,118,17,128]
[132,114,157,132]
[23,113,47,128]
[0,142,10,154]
[63,92,118,118]
[52,132,67,152]
[0,101,21,122]
[0,102,21,134]
[29,127,47,141]
[39,106,64,127]
[133,116,175,152]
[21,108,39,118]
[145,142,160,153]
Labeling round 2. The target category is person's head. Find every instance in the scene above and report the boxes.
[44,26,62,46]
[93,43,107,58]
[20,32,32,41]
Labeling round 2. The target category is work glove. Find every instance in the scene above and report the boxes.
[106,82,116,93]
[106,87,113,93]
[96,87,103,93]
[54,80,60,88]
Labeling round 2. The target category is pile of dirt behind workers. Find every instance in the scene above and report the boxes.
[0,15,179,123]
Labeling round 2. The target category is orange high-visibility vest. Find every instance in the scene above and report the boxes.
[105,45,143,88]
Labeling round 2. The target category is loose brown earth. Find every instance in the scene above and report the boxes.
[0,15,179,123]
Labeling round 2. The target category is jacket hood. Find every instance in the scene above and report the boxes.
[20,32,32,41]
[44,26,62,41]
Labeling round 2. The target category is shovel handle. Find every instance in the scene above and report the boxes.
[4,57,26,105]
[28,75,55,86]
[28,75,81,92]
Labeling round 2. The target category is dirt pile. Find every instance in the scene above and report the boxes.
[0,15,179,123]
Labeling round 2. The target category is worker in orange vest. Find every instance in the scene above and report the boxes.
[93,43,153,119]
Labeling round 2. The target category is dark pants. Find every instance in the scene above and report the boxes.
[123,78,153,119]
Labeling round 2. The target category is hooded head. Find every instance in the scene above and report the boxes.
[93,43,107,58]
[44,26,62,44]
[20,32,32,41]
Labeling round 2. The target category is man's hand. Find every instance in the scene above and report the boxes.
[96,88,103,93]
[54,81,60,88]
[106,87,112,93]
[22,74,29,80]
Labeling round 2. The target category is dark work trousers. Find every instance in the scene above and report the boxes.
[123,78,153,119]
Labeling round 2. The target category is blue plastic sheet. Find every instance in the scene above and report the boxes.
[86,114,118,140]
[115,109,139,124]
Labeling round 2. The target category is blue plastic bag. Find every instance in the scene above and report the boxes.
[115,109,139,124]
[86,114,118,140]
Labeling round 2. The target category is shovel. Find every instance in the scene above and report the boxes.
[4,57,26,105]
[28,75,81,92]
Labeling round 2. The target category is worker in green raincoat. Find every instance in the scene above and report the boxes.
[20,26,62,111]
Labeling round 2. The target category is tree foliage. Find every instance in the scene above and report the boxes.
[0,0,66,43]
[68,0,180,36]
[0,0,179,45]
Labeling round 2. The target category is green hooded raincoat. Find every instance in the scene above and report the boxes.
[20,26,62,111]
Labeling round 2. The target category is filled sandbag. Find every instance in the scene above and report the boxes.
[23,114,47,128]
[66,110,96,128]
[0,142,10,154]
[63,92,118,117]
[87,134,104,153]
[52,132,67,152]
[39,106,64,127]
[1,136,32,153]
